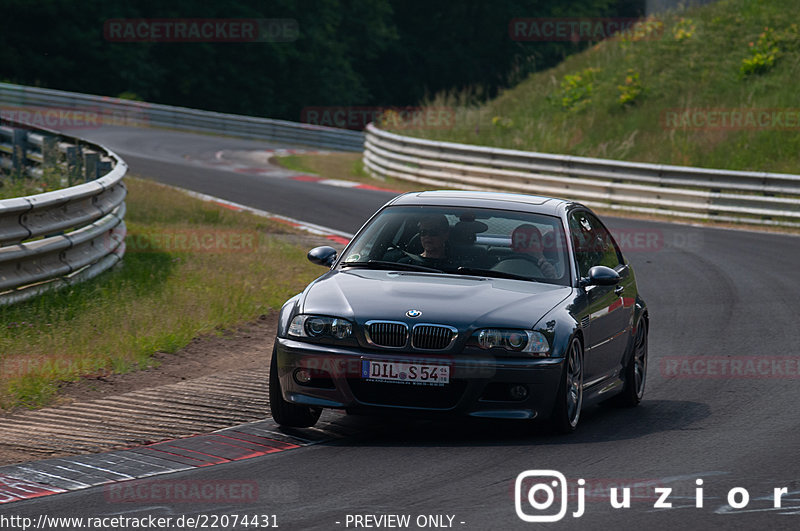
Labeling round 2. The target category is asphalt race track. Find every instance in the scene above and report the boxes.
[3,125,800,529]
[72,125,385,234]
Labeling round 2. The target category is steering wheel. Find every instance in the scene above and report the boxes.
[385,244,426,264]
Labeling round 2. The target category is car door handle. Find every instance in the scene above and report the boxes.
[614,285,625,296]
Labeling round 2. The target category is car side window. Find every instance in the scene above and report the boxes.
[568,211,622,278]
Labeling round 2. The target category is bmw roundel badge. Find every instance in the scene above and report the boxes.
[406,309,422,318]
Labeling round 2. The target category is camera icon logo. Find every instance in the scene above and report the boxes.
[515,470,568,522]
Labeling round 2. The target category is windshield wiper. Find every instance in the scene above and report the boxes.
[456,267,531,281]
[340,260,444,274]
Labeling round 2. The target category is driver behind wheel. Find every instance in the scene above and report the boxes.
[399,214,453,267]
[511,224,558,278]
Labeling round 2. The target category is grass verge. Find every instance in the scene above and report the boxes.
[394,0,800,175]
[0,176,323,411]
[0,167,72,200]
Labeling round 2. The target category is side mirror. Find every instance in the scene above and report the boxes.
[307,246,338,267]
[581,265,620,287]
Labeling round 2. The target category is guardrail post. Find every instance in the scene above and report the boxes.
[65,144,82,186]
[12,128,27,174]
[98,159,112,176]
[83,151,99,182]
[42,136,58,167]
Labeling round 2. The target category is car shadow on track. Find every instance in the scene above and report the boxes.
[307,399,710,448]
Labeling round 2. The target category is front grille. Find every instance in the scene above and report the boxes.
[412,325,456,350]
[366,321,408,348]
[349,379,467,409]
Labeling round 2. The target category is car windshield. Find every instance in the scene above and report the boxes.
[338,206,571,286]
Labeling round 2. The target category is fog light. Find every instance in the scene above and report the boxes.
[509,384,528,400]
[294,369,312,384]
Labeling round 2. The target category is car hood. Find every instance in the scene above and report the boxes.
[300,269,572,329]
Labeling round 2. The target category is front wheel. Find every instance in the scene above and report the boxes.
[551,337,584,433]
[269,344,322,428]
[616,320,648,407]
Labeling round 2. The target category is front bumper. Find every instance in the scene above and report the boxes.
[274,338,564,420]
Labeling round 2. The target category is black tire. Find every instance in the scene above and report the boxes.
[551,337,584,434]
[616,319,648,407]
[269,344,322,428]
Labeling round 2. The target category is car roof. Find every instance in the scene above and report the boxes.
[387,190,579,216]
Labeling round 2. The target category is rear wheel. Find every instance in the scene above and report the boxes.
[551,337,584,433]
[269,344,322,428]
[617,320,648,407]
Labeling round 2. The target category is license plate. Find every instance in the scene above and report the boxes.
[361,360,450,386]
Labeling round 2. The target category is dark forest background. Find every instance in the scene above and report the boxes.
[0,0,644,124]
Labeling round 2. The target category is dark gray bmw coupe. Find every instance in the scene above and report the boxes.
[270,191,648,432]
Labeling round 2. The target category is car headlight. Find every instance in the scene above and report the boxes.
[473,329,550,356]
[289,315,354,340]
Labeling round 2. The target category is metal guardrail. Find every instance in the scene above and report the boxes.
[364,124,800,227]
[0,82,365,152]
[0,119,126,305]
